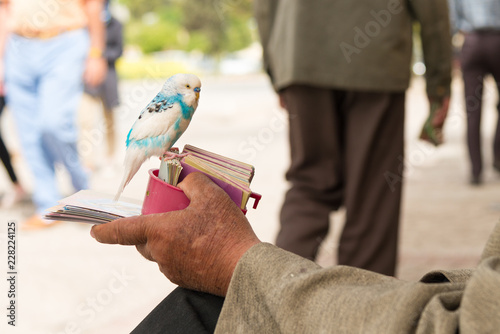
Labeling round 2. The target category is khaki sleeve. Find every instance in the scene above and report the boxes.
[420,269,474,283]
[480,222,500,261]
[215,243,466,334]
[460,256,500,333]
[409,0,452,99]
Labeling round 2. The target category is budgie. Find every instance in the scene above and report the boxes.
[114,73,201,200]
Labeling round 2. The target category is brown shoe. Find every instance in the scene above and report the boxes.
[22,215,62,231]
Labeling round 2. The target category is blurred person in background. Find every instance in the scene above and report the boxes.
[448,0,500,185]
[0,0,107,229]
[82,0,123,169]
[0,94,26,208]
[255,0,452,276]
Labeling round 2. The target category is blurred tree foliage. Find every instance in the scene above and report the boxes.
[117,0,254,55]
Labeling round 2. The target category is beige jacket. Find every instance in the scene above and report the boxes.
[215,223,500,333]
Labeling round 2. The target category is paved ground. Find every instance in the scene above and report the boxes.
[1,73,499,333]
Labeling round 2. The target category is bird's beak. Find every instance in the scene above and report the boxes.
[194,87,201,99]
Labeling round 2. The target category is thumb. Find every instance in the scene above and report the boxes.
[177,172,226,204]
[91,215,149,245]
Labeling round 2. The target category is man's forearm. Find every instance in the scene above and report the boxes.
[83,0,107,87]
[84,0,106,57]
[216,243,465,333]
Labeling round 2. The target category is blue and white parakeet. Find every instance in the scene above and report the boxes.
[114,73,201,200]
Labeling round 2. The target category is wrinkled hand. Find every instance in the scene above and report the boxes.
[91,173,261,296]
[84,57,107,88]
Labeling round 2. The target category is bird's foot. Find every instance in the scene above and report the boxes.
[162,151,189,160]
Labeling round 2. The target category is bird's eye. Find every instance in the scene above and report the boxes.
[186,84,190,88]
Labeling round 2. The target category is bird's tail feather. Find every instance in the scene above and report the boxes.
[114,149,145,201]
[113,177,128,201]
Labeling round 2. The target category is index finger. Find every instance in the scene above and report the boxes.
[91,215,150,245]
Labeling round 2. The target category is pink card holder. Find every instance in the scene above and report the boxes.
[141,169,261,215]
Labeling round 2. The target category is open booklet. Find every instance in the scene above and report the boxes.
[44,190,142,224]
[44,145,261,224]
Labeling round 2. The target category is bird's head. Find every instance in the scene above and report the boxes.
[163,73,202,108]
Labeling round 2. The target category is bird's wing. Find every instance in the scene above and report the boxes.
[126,93,183,145]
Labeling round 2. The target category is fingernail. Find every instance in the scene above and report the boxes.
[90,226,95,239]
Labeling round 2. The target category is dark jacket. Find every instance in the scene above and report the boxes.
[255,0,452,98]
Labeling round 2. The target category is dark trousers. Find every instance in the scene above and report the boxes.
[132,288,224,334]
[276,86,405,276]
[0,96,18,184]
[460,31,500,178]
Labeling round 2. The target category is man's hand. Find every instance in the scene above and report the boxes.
[419,95,450,146]
[84,57,107,87]
[83,0,107,88]
[430,95,450,129]
[91,173,261,297]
